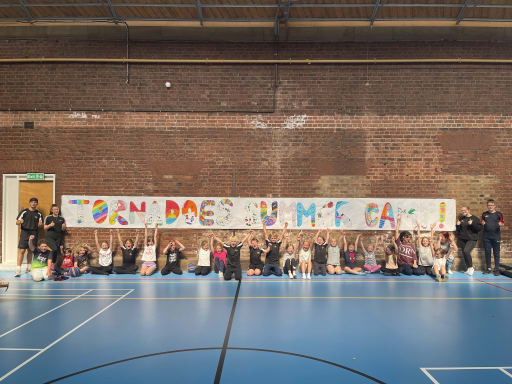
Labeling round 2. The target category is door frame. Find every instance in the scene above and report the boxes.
[2,174,56,265]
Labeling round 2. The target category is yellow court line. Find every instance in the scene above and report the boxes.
[4,296,512,301]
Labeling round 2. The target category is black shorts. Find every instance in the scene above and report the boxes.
[18,230,38,250]
[249,264,264,271]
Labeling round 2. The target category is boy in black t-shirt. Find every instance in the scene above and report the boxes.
[481,199,505,276]
[313,229,330,276]
[213,232,251,281]
[262,221,288,277]
[15,197,43,277]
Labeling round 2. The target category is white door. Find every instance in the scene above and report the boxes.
[2,174,56,265]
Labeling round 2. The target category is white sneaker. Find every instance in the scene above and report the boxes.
[302,274,306,279]
[293,271,297,278]
[464,267,474,276]
[14,267,21,277]
[219,272,223,279]
[307,273,311,280]
[447,268,453,275]
[288,272,293,279]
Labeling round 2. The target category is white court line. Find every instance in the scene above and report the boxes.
[421,366,512,384]
[499,369,512,379]
[420,368,440,384]
[6,288,130,291]
[0,290,93,339]
[424,366,512,370]
[2,294,125,298]
[0,288,134,382]
[0,348,42,351]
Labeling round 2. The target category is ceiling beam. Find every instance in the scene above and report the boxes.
[196,0,203,26]
[370,0,381,26]
[456,0,470,25]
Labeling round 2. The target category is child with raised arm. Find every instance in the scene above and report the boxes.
[395,217,421,276]
[415,223,436,276]
[297,231,312,279]
[343,232,363,274]
[210,234,227,278]
[247,230,269,276]
[360,234,381,273]
[326,230,343,275]
[312,229,329,276]
[213,232,251,281]
[195,239,212,276]
[28,235,52,282]
[161,239,186,275]
[282,233,299,279]
[140,223,158,276]
[89,229,113,275]
[380,236,399,276]
[114,229,140,274]
[262,222,288,277]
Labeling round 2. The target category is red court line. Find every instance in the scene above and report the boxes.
[477,279,512,293]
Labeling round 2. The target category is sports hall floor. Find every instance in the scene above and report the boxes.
[0,271,511,384]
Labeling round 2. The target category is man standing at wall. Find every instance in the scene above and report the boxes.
[481,199,504,276]
[15,197,43,277]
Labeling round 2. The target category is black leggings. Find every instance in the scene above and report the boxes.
[224,264,241,281]
[89,265,112,275]
[195,266,211,276]
[161,264,182,275]
[381,267,400,276]
[283,259,297,275]
[114,265,138,274]
[458,239,476,269]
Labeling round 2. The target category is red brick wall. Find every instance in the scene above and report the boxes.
[1,39,511,268]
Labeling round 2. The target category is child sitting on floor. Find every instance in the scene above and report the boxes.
[327,231,343,275]
[88,229,113,275]
[297,231,312,279]
[28,235,52,282]
[282,233,298,279]
[161,239,186,276]
[211,235,227,279]
[195,240,212,276]
[360,235,381,273]
[343,231,363,275]
[140,223,158,276]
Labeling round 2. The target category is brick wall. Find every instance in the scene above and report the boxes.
[1,39,511,269]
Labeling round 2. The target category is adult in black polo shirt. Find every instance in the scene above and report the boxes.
[44,204,67,264]
[15,197,43,277]
[481,199,504,276]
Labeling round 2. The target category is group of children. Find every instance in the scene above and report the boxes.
[9,198,506,285]
[22,218,462,283]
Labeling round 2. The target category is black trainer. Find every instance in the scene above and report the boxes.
[483,269,491,274]
[493,270,500,276]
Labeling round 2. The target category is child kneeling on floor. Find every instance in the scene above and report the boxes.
[28,235,52,282]
[161,239,186,275]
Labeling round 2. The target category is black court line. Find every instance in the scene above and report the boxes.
[44,347,385,383]
[214,278,242,384]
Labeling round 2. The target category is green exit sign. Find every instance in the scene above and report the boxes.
[26,173,45,181]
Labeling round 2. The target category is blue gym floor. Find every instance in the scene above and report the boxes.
[0,271,511,384]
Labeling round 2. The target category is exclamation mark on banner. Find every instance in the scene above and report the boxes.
[439,202,446,229]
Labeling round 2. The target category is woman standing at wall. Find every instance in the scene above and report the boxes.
[455,206,482,276]
[44,204,66,266]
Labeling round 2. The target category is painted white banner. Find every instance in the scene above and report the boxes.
[61,196,456,231]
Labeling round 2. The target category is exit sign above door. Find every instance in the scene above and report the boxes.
[26,173,45,181]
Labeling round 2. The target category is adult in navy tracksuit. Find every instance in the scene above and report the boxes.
[481,199,504,276]
[455,206,482,276]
